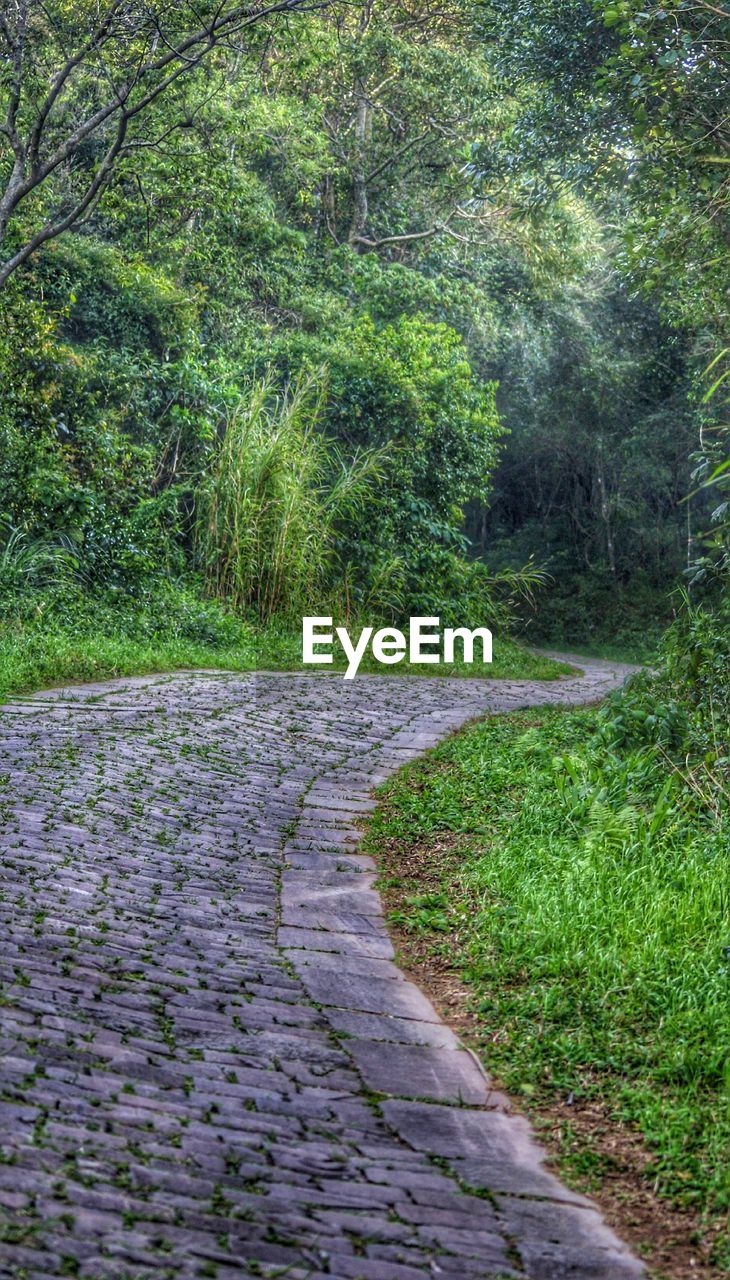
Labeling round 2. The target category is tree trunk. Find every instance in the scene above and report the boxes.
[596,437,616,575]
[348,80,370,247]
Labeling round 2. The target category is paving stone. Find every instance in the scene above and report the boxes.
[284,947,408,982]
[516,1242,646,1280]
[298,969,441,1020]
[277,925,396,958]
[0,659,643,1279]
[347,1039,492,1103]
[324,1006,462,1047]
[381,1101,592,1204]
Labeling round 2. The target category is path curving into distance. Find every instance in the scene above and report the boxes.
[0,661,645,1280]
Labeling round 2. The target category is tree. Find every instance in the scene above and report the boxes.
[0,0,325,287]
[244,0,523,259]
[477,0,729,329]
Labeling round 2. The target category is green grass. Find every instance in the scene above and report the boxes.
[0,584,568,698]
[367,703,730,1265]
[258,625,569,681]
[0,587,255,699]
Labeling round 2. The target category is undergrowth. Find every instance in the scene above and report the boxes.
[367,599,730,1266]
[0,581,567,698]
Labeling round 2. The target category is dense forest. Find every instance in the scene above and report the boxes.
[0,0,728,1270]
[1,0,726,657]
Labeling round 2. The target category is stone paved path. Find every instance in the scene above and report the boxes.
[0,662,645,1280]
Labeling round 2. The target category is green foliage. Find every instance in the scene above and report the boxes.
[480,0,729,331]
[368,609,730,1254]
[315,315,502,517]
[687,348,730,588]
[0,273,192,585]
[595,0,729,331]
[0,0,721,656]
[38,238,200,354]
[271,314,505,617]
[0,522,82,597]
[197,371,385,622]
[517,569,671,659]
[473,0,728,624]
[649,595,730,779]
[0,583,257,700]
[0,580,566,699]
[396,546,549,632]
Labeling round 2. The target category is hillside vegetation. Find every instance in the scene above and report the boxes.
[1,0,725,666]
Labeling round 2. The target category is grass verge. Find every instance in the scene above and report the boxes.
[0,585,568,699]
[366,704,730,1279]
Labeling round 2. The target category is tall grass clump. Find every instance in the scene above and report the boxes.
[198,371,384,623]
[0,521,83,598]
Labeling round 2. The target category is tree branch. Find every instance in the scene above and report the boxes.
[0,0,331,284]
[28,0,128,168]
[0,113,129,287]
[352,224,443,250]
[2,0,29,158]
[365,129,431,185]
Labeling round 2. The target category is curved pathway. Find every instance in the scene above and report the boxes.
[0,662,644,1280]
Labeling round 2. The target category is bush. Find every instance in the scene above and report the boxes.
[588,595,729,819]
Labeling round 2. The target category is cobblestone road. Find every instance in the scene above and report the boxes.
[0,663,644,1279]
